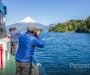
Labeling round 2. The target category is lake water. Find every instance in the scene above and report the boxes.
[0,32,90,75]
[35,32,90,75]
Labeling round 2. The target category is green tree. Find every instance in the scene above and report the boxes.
[49,16,90,33]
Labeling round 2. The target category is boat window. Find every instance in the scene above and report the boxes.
[0,11,3,26]
[0,11,5,36]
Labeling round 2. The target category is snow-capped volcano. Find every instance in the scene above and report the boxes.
[7,17,46,32]
[19,17,36,23]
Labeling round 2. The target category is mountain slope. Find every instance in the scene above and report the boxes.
[6,17,46,32]
[43,24,56,31]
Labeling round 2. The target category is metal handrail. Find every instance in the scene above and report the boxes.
[32,56,47,75]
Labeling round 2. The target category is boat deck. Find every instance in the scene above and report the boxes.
[0,55,16,75]
[0,55,47,75]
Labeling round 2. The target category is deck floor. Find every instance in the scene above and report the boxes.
[0,55,16,75]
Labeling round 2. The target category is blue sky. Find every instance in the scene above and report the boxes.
[4,0,90,26]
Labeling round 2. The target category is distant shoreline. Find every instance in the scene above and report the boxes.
[49,16,90,33]
[48,31,90,33]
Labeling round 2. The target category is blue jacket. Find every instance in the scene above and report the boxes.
[15,32,44,62]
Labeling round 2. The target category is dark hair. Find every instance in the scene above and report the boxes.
[9,28,12,31]
[13,27,16,30]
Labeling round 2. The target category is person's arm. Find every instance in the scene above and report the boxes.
[32,37,44,48]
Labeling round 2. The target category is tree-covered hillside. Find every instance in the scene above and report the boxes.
[49,16,90,33]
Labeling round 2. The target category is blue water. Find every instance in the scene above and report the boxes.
[34,32,90,75]
[0,32,90,75]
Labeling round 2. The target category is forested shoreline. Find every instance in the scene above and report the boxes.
[49,16,90,33]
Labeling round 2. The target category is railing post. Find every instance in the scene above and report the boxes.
[0,44,3,69]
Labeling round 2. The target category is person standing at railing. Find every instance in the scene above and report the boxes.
[10,27,21,55]
[15,26,44,75]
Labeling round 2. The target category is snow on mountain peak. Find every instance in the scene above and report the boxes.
[19,17,36,23]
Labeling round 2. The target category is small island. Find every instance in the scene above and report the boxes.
[49,16,90,33]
